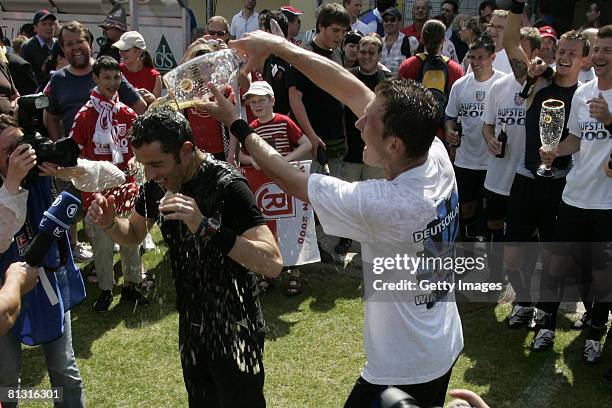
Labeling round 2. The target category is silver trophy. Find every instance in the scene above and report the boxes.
[538,99,565,177]
[150,49,244,112]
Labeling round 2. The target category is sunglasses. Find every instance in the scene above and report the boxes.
[208,30,227,36]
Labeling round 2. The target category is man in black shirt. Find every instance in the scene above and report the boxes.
[87,107,282,407]
[262,11,292,115]
[503,0,590,348]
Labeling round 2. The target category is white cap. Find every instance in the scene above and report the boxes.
[113,31,146,50]
[244,81,274,98]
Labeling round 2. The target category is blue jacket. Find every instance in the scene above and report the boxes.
[0,177,85,345]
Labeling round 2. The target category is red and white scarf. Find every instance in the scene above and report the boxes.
[89,87,123,164]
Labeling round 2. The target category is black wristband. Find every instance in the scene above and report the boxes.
[230,119,255,144]
[509,0,525,14]
[209,226,237,255]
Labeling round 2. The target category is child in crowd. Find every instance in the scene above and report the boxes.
[242,81,311,295]
[70,57,148,312]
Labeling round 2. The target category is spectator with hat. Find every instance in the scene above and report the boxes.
[281,5,304,45]
[539,25,558,67]
[343,0,373,35]
[113,31,162,105]
[342,30,363,69]
[381,7,414,74]
[20,9,57,84]
[230,0,259,40]
[98,4,128,62]
[362,0,396,37]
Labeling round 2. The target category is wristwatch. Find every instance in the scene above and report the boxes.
[196,216,221,237]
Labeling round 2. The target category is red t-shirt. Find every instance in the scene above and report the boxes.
[397,55,464,139]
[245,113,302,156]
[70,100,138,212]
[187,108,225,155]
[401,24,421,41]
[120,64,160,93]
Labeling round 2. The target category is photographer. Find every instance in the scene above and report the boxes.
[0,114,85,408]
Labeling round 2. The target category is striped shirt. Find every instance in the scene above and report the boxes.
[249,113,302,156]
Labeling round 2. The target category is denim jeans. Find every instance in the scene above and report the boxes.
[0,310,85,408]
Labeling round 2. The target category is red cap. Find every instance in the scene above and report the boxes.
[538,26,557,40]
[280,5,303,15]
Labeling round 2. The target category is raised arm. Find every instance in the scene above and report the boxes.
[503,0,529,82]
[230,31,375,118]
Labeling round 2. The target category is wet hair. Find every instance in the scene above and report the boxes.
[560,30,590,57]
[130,106,194,163]
[316,2,350,31]
[359,35,383,53]
[375,78,441,159]
[93,56,120,76]
[264,10,289,38]
[469,34,495,54]
[520,27,542,52]
[421,19,446,55]
[58,21,92,47]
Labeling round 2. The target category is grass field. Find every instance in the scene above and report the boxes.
[15,227,612,407]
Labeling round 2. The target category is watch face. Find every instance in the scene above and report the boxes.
[208,217,221,231]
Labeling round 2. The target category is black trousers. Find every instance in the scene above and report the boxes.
[179,316,266,407]
[343,365,454,408]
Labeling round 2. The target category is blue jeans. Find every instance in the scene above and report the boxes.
[0,311,85,408]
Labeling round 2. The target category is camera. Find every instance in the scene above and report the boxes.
[16,93,80,185]
[380,388,443,408]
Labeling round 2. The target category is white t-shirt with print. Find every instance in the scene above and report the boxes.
[482,73,528,196]
[563,79,612,209]
[308,138,464,385]
[446,69,506,170]
[467,49,513,75]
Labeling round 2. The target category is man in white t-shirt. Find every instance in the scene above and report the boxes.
[445,36,504,252]
[483,9,513,74]
[537,25,612,365]
[481,27,541,294]
[230,0,259,40]
[202,30,463,408]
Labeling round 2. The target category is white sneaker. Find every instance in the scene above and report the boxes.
[72,242,94,262]
[141,233,156,251]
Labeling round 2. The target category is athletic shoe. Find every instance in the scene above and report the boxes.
[508,304,533,328]
[531,329,555,351]
[94,290,113,312]
[334,238,352,255]
[528,307,546,330]
[584,339,602,365]
[73,242,94,262]
[572,310,592,330]
[141,233,156,251]
[121,286,150,306]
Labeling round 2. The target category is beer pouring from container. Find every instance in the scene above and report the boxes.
[538,99,565,177]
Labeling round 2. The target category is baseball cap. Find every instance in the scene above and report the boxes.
[113,31,146,50]
[244,81,274,98]
[382,7,402,20]
[539,26,557,40]
[280,6,304,16]
[33,10,57,25]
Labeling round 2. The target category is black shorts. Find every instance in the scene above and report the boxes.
[505,174,566,242]
[485,188,508,222]
[454,166,486,204]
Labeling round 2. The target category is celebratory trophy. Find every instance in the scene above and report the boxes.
[538,99,565,177]
[150,49,244,112]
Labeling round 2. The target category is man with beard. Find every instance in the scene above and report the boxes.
[538,26,557,67]
[230,0,259,40]
[98,4,127,62]
[87,106,282,406]
[502,0,589,341]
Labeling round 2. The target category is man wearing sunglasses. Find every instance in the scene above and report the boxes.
[206,16,231,45]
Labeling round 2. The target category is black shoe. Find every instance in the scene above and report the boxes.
[94,290,113,312]
[334,238,353,255]
[121,286,150,306]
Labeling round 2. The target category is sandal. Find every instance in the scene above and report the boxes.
[286,277,302,296]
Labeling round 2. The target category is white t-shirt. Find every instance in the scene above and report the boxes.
[352,19,373,36]
[482,73,528,196]
[446,69,506,170]
[308,138,463,385]
[563,79,612,209]
[578,67,596,84]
